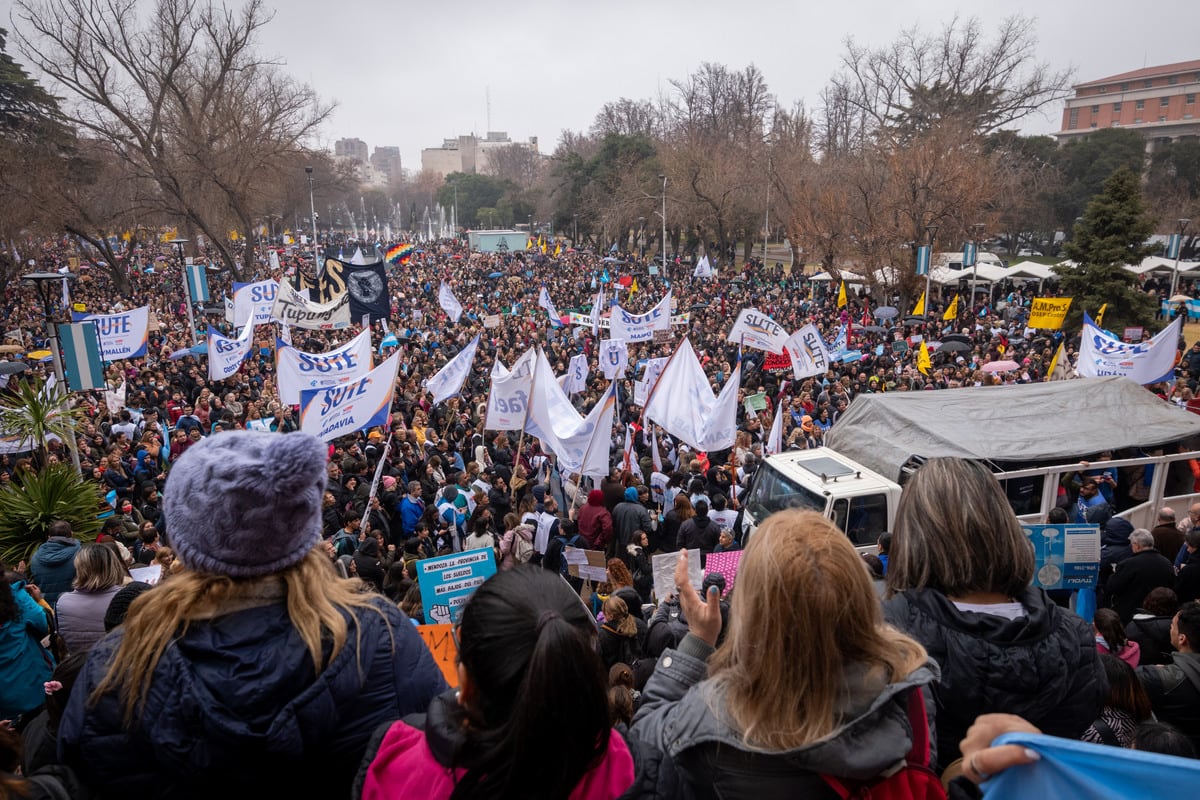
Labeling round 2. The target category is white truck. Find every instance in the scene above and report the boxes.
[741,377,1200,546]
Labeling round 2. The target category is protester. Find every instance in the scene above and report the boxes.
[883,457,1106,767]
[27,521,80,606]
[59,431,446,797]
[357,566,636,799]
[1104,528,1177,623]
[1081,654,1152,748]
[1135,599,1200,750]
[1094,608,1141,667]
[1126,587,1180,665]
[0,567,53,723]
[628,510,937,796]
[54,544,127,655]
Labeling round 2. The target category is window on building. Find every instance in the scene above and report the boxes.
[1188,94,1196,104]
[1091,104,1100,113]
[1099,86,1108,94]
[1121,83,1130,91]
[1161,97,1171,107]
[1069,108,1079,128]
[1135,118,1143,124]
[1169,76,1179,85]
[1144,79,1154,88]
[1136,99,1145,110]
[1160,116,1168,122]
[1113,102,1122,112]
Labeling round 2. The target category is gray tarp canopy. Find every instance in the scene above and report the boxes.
[824,377,1200,482]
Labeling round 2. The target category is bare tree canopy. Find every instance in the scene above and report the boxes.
[825,15,1072,150]
[14,0,332,279]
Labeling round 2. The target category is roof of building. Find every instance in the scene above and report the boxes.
[1076,59,1200,90]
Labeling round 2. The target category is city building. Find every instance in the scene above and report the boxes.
[420,131,539,176]
[333,137,369,164]
[1056,59,1200,151]
[369,146,403,187]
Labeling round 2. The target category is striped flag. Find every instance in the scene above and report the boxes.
[185,260,210,303]
[57,321,105,391]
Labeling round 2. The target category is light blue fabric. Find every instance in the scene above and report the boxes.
[983,732,1200,799]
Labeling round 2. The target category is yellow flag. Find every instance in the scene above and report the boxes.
[912,291,925,316]
[526,237,534,250]
[837,282,848,309]
[1095,303,1108,328]
[121,230,132,242]
[631,278,639,294]
[229,230,240,241]
[1047,341,1070,381]
[943,294,959,321]
[917,340,931,376]
[554,242,562,257]
[540,241,547,254]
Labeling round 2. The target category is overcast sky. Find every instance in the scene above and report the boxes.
[6,0,1198,169]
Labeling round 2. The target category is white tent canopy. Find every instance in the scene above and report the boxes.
[1005,261,1057,281]
[927,264,1010,286]
[809,270,866,283]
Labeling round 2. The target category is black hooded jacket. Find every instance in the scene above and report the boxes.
[884,585,1106,768]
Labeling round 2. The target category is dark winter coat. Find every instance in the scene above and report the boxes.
[28,538,81,606]
[676,514,719,555]
[884,586,1106,768]
[1126,613,1176,665]
[60,592,446,798]
[1176,549,1200,604]
[1137,652,1200,751]
[1104,549,1178,623]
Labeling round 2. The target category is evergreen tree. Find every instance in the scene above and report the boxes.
[1055,167,1158,330]
[0,27,64,143]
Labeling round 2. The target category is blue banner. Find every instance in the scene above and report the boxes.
[71,306,149,361]
[1020,524,1100,590]
[963,242,977,267]
[185,262,210,303]
[57,321,105,392]
[416,548,498,625]
[916,245,931,276]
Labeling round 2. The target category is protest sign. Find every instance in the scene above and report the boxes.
[1020,524,1100,590]
[1076,314,1180,384]
[599,338,628,378]
[270,280,350,329]
[703,550,742,597]
[743,391,768,414]
[276,328,374,405]
[416,548,498,625]
[1124,326,1144,342]
[298,349,400,442]
[71,306,149,361]
[206,323,255,382]
[232,279,278,327]
[651,548,702,602]
[483,314,501,329]
[762,350,792,373]
[415,624,459,688]
[564,547,609,583]
[728,308,788,354]
[609,291,673,342]
[1027,297,1072,329]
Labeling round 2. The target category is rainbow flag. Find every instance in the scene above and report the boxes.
[385,242,414,265]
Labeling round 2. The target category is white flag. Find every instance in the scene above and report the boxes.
[485,349,536,430]
[527,364,617,477]
[275,329,374,405]
[425,334,479,405]
[766,398,784,455]
[279,322,293,347]
[268,250,281,272]
[644,338,741,452]
[439,281,463,323]
[651,428,663,473]
[591,288,605,337]
[693,255,713,278]
[563,353,589,395]
[299,350,402,443]
[609,290,672,343]
[538,286,562,326]
[785,323,833,379]
[1076,314,1180,384]
[600,339,628,379]
[207,322,256,382]
[727,307,788,354]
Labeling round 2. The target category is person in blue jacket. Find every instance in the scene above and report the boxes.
[0,572,53,723]
[27,520,80,606]
[60,430,446,798]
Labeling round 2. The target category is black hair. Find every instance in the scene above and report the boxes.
[1132,720,1197,758]
[877,532,893,554]
[0,578,17,625]
[1094,608,1128,651]
[450,566,609,800]
[1047,507,1069,524]
[1176,600,1200,646]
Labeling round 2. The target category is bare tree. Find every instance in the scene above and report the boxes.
[590,97,663,139]
[15,0,332,279]
[483,143,544,190]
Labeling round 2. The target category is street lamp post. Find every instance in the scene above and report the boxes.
[658,175,667,278]
[924,224,939,320]
[1169,218,1191,300]
[638,217,646,260]
[305,165,319,255]
[22,272,82,475]
[168,238,198,345]
[969,222,985,307]
[573,214,578,248]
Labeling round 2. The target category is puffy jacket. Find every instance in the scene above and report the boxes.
[611,501,651,556]
[28,538,81,606]
[625,634,940,799]
[676,515,718,554]
[55,586,122,655]
[1104,549,1177,623]
[1126,613,1175,665]
[357,692,636,799]
[0,579,53,720]
[60,593,447,798]
[1136,652,1200,751]
[577,492,614,550]
[884,586,1105,767]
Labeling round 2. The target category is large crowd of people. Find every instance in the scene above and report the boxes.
[1,233,1200,797]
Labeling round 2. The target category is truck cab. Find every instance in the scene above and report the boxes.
[741,448,902,549]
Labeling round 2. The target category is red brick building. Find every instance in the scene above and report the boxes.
[1056,59,1200,151]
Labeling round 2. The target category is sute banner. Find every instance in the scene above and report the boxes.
[71,306,149,361]
[232,279,279,328]
[727,307,789,354]
[298,348,401,442]
[1027,297,1072,330]
[609,291,673,343]
[206,323,255,382]
[276,328,375,406]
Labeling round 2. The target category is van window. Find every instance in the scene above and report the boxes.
[746,463,826,521]
[831,494,889,546]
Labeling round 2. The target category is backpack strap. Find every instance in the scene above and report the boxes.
[1090,716,1122,748]
[820,687,932,799]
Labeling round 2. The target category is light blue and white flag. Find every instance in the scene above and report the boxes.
[425,334,479,405]
[1077,313,1180,384]
[185,260,210,303]
[56,321,105,392]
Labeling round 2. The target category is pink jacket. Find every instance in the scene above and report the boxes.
[1097,637,1142,668]
[361,720,635,800]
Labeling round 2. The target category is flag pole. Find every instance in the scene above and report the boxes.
[636,335,687,430]
[511,349,539,499]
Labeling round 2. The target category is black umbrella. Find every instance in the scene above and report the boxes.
[691,302,710,310]
[0,361,28,376]
[939,341,972,353]
[942,334,971,344]
[903,315,926,324]
[860,325,886,334]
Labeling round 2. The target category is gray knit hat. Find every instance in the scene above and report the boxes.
[165,430,327,577]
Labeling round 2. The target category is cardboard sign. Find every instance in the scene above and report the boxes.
[416,548,498,625]
[703,550,742,597]
[483,314,501,329]
[564,547,609,583]
[1021,524,1100,590]
[762,350,792,372]
[651,549,702,602]
[652,328,670,344]
[416,624,459,688]
[1124,326,1144,342]
[1027,297,1072,330]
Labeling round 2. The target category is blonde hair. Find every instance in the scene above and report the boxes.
[602,595,636,637]
[73,543,126,591]
[90,549,385,724]
[708,510,927,750]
